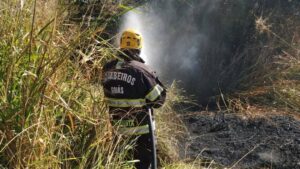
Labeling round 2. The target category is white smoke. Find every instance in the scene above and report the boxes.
[120,0,251,102]
[120,9,159,64]
[120,1,221,75]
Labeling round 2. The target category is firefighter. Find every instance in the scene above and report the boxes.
[102,29,166,169]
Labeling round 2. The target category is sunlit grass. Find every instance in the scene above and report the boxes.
[0,0,134,168]
[1,1,299,169]
[222,15,300,115]
[0,1,188,168]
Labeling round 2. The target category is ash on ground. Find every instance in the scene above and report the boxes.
[183,112,300,169]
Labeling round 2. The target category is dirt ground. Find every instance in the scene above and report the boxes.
[183,111,300,169]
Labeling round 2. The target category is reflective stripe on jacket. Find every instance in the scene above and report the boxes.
[102,59,166,109]
[102,57,165,136]
[105,84,164,108]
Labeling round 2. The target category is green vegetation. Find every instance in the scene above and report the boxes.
[0,0,118,168]
[0,0,299,169]
[0,1,187,168]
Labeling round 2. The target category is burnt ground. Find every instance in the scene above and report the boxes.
[183,111,300,169]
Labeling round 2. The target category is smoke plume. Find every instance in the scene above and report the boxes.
[120,0,298,103]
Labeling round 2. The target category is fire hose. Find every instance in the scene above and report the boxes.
[147,108,157,169]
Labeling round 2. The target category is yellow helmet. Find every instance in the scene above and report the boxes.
[120,29,142,50]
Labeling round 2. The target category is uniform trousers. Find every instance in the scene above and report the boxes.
[111,110,155,169]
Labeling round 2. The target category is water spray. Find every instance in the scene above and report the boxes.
[120,1,256,103]
[120,10,151,64]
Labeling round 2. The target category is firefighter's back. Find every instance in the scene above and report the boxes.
[102,59,157,111]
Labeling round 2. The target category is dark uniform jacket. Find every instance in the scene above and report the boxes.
[102,58,166,116]
[102,56,165,167]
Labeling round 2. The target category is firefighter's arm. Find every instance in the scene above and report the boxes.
[143,72,167,108]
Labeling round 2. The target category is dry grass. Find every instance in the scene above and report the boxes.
[0,1,188,168]
[1,1,299,169]
[221,14,300,117]
[156,82,189,163]
[0,0,133,168]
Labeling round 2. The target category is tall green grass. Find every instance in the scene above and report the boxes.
[0,1,188,168]
[0,0,132,168]
[2,0,298,169]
